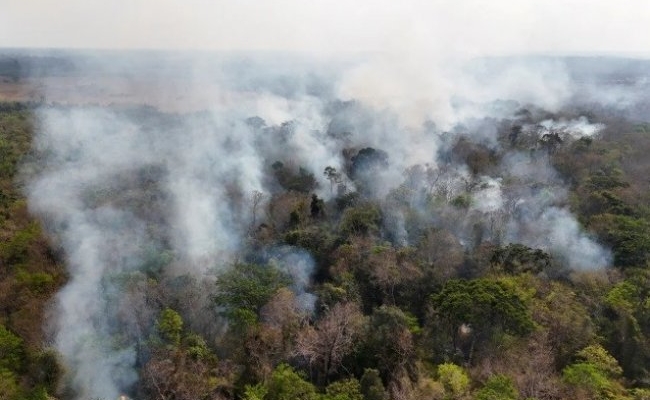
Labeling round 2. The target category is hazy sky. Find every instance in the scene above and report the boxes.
[1,0,650,56]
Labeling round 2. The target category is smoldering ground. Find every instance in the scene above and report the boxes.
[20,50,650,398]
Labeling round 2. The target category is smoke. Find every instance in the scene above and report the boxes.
[508,207,611,270]
[50,209,142,400]
[537,116,605,138]
[28,102,271,397]
[22,47,644,397]
[472,177,504,213]
[264,246,318,313]
[337,53,574,131]
[25,55,345,397]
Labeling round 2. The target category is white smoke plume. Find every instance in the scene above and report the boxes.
[265,246,318,313]
[508,206,611,270]
[537,116,605,139]
[25,55,348,397]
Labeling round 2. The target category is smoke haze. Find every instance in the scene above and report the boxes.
[22,50,634,396]
[3,2,649,398]
[3,1,650,56]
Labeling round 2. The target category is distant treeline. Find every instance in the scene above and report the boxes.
[0,55,76,80]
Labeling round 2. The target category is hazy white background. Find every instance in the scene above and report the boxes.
[1,0,650,56]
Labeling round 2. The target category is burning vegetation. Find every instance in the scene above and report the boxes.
[2,51,650,400]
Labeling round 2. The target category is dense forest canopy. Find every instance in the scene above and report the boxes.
[2,51,650,400]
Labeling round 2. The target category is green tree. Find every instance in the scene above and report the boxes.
[529,279,596,367]
[323,378,364,400]
[474,375,518,400]
[576,344,623,379]
[359,369,388,400]
[0,368,20,400]
[339,205,382,237]
[243,383,268,400]
[28,349,62,395]
[214,263,291,326]
[266,363,319,400]
[601,277,650,379]
[431,279,533,362]
[437,363,470,399]
[361,305,419,380]
[0,325,24,372]
[589,214,650,268]
[156,307,183,345]
[563,363,612,396]
[490,243,552,275]
[562,344,627,399]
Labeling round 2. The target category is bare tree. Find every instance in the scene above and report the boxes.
[142,348,233,400]
[367,246,421,305]
[295,302,365,384]
[471,332,562,400]
[260,288,306,356]
[403,164,425,190]
[416,229,464,281]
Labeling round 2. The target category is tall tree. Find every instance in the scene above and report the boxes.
[431,279,534,363]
